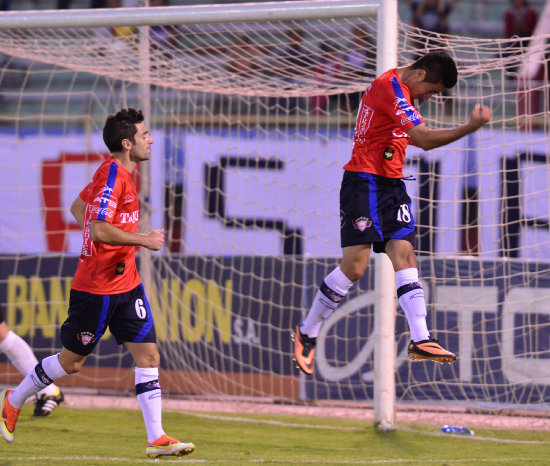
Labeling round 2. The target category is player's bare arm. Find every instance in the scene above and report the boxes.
[70,195,86,228]
[91,219,164,251]
[407,104,492,150]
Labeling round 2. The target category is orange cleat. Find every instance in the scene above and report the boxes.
[0,389,20,443]
[294,325,317,375]
[146,434,195,458]
[408,338,456,364]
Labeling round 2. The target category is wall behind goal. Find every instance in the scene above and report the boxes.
[2,127,550,259]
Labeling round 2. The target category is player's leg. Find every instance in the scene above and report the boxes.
[295,244,369,375]
[1,288,108,443]
[125,341,195,458]
[0,347,85,443]
[385,239,455,364]
[295,171,380,374]
[111,284,194,458]
[0,317,64,416]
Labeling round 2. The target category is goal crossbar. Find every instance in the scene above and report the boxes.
[0,1,380,29]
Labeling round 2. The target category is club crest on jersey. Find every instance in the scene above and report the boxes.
[77,331,96,346]
[352,217,372,231]
[383,147,395,160]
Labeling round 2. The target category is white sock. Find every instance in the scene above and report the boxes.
[135,367,164,443]
[301,267,353,338]
[9,354,67,409]
[395,268,430,342]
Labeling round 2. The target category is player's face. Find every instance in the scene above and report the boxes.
[129,122,154,162]
[410,80,446,101]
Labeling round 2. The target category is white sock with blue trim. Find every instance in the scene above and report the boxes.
[396,268,430,342]
[136,366,164,443]
[9,353,67,409]
[301,267,354,338]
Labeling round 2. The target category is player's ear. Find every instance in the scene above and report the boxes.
[416,69,427,82]
[121,138,132,150]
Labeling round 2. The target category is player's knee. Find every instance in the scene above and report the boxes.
[135,350,160,368]
[58,353,86,374]
[340,263,364,282]
[62,360,84,375]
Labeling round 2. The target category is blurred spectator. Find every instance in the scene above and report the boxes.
[344,24,376,112]
[345,25,376,77]
[310,40,342,114]
[110,0,141,38]
[280,28,314,79]
[57,0,108,7]
[504,0,538,79]
[505,0,538,40]
[269,28,314,114]
[225,35,258,77]
[215,35,260,114]
[405,0,457,53]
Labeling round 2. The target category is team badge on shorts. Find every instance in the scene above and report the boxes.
[77,331,96,346]
[352,217,373,232]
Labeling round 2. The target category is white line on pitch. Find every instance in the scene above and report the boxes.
[178,410,363,431]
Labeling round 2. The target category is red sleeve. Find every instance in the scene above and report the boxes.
[89,162,121,224]
[379,76,423,131]
[79,182,92,202]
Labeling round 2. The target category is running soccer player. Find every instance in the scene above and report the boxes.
[0,108,195,458]
[294,51,492,375]
[0,312,64,417]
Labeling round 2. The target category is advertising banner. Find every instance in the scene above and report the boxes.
[1,254,550,408]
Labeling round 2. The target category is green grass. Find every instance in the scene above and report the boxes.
[1,404,549,465]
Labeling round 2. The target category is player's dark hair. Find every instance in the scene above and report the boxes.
[410,51,458,89]
[102,107,144,153]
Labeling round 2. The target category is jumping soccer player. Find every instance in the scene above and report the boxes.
[294,51,492,375]
[0,108,195,458]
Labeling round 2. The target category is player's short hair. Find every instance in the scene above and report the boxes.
[410,51,458,89]
[103,107,144,153]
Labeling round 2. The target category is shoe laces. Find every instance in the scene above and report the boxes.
[299,331,317,357]
[148,434,179,446]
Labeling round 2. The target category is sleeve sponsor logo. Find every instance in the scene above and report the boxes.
[120,210,140,224]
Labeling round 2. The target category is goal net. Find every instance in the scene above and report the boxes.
[0,1,550,428]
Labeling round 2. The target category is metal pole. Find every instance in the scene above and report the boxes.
[138,0,153,299]
[0,1,380,29]
[373,0,397,432]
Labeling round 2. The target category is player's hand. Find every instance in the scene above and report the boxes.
[142,229,165,251]
[469,104,492,129]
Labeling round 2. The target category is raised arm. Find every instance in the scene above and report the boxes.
[407,104,492,151]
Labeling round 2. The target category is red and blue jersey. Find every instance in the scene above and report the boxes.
[343,68,424,178]
[72,157,141,295]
